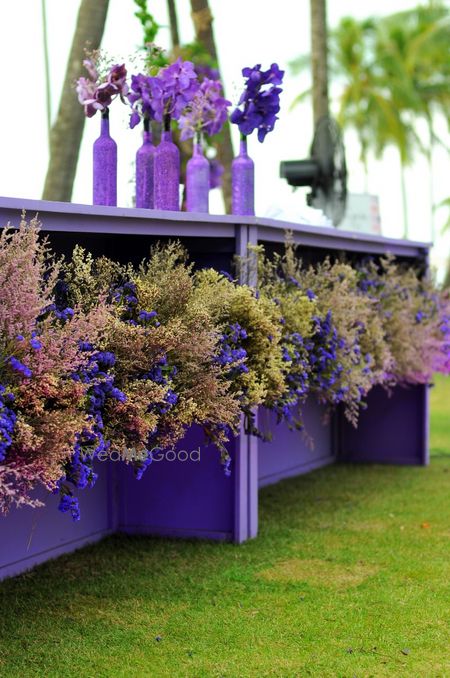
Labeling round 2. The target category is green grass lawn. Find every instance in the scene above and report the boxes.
[0,380,449,678]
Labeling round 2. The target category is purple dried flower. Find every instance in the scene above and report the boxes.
[9,357,32,378]
[0,385,16,462]
[58,492,80,521]
[30,337,42,350]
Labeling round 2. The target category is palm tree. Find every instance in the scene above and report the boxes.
[41,0,52,150]
[167,0,180,50]
[291,4,450,239]
[331,16,420,238]
[378,4,450,238]
[373,4,450,238]
[310,0,329,125]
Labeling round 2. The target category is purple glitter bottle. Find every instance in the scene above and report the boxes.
[93,108,117,206]
[135,118,155,209]
[231,135,254,216]
[186,136,210,213]
[154,115,180,211]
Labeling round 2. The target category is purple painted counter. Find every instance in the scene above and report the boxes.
[0,198,431,580]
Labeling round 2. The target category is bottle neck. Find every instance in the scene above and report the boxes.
[162,114,172,142]
[239,135,248,156]
[101,108,110,136]
[194,134,203,155]
[143,117,152,143]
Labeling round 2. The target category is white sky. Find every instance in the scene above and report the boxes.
[0,0,449,271]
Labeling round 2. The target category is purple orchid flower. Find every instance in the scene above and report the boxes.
[194,63,220,82]
[108,64,128,94]
[178,78,231,140]
[127,73,160,128]
[76,61,129,118]
[230,62,284,142]
[151,58,199,123]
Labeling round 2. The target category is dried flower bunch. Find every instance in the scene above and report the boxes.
[1,221,448,520]
[0,216,109,515]
[246,240,450,428]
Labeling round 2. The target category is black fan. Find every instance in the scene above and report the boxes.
[280,115,347,226]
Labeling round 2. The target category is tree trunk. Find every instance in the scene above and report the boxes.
[399,152,409,239]
[167,0,180,50]
[42,0,110,202]
[190,0,233,213]
[41,0,52,148]
[190,0,217,60]
[310,0,329,125]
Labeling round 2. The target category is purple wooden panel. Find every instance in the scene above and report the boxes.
[0,465,111,581]
[258,400,335,487]
[339,384,429,465]
[117,425,236,541]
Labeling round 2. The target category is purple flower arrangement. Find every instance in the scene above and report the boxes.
[76,51,286,214]
[128,73,159,128]
[151,58,200,126]
[230,63,284,142]
[228,62,284,215]
[127,58,200,129]
[76,57,129,117]
[178,78,231,141]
